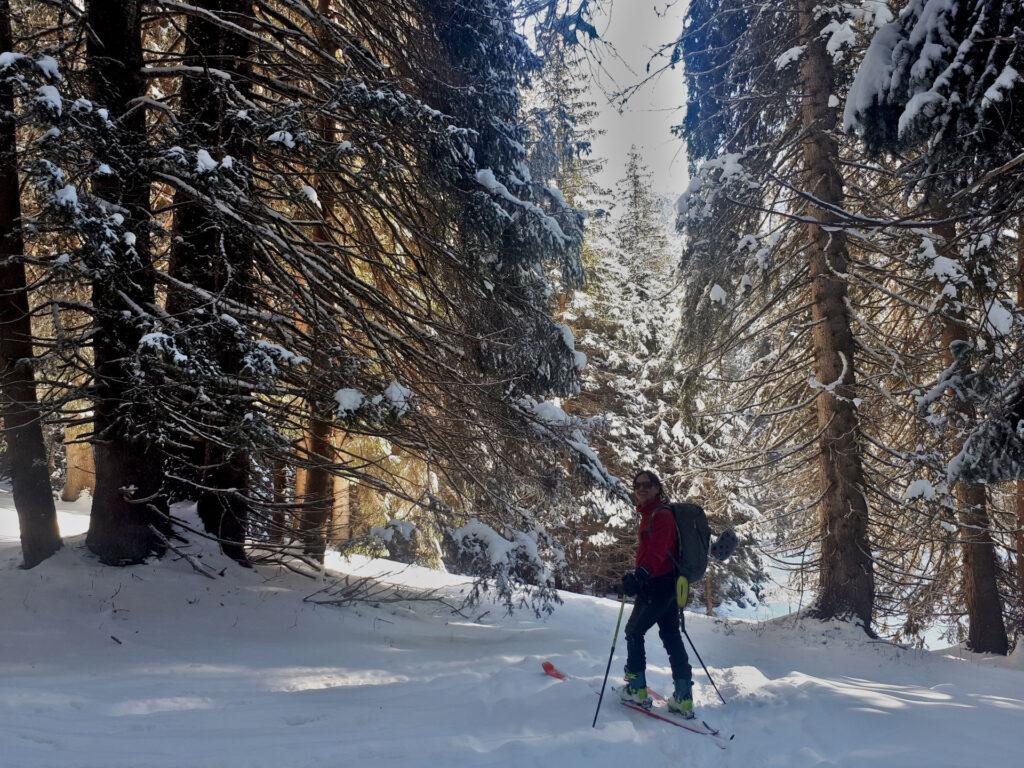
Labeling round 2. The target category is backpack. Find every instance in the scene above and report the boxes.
[665,502,712,582]
[664,502,738,581]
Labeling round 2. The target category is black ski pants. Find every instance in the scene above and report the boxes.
[624,576,692,684]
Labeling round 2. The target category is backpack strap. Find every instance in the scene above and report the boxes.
[658,503,683,574]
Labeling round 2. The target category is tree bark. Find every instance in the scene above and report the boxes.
[295,0,342,564]
[62,420,96,502]
[85,0,166,564]
[268,458,288,544]
[1016,223,1024,637]
[0,0,61,568]
[932,214,1008,654]
[797,0,874,628]
[167,0,254,563]
[299,414,334,562]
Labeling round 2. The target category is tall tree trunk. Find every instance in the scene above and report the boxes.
[167,0,254,563]
[269,458,288,544]
[1015,221,1024,638]
[932,213,1008,654]
[85,0,166,564]
[1016,480,1024,638]
[299,415,333,562]
[797,0,874,628]
[1017,224,1024,636]
[296,0,341,564]
[0,0,61,568]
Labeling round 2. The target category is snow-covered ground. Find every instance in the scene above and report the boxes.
[2,494,1023,768]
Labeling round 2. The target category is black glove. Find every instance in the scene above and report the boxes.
[622,567,650,597]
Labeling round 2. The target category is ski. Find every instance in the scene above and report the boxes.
[612,687,728,745]
[617,697,727,747]
[542,660,666,702]
[541,661,731,746]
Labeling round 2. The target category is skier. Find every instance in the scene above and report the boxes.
[620,469,694,718]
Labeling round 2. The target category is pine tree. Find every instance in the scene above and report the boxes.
[83,0,169,564]
[843,0,1021,654]
[0,0,61,568]
[9,0,618,613]
[676,0,876,628]
[164,0,256,563]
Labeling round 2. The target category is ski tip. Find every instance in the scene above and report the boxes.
[541,660,567,679]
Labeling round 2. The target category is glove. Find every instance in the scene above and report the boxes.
[676,575,689,607]
[622,567,650,597]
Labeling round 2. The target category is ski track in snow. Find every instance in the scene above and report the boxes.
[2,493,1023,768]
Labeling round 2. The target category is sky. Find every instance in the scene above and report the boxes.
[580,0,690,204]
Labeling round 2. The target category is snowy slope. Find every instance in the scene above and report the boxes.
[2,496,1023,768]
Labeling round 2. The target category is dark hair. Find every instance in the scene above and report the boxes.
[633,469,666,501]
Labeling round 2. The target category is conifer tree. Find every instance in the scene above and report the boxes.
[843,0,1021,653]
[675,0,877,628]
[0,0,61,568]
[83,0,169,564]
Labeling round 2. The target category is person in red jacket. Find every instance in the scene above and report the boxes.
[620,469,694,718]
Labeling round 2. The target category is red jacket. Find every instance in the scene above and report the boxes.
[635,498,677,577]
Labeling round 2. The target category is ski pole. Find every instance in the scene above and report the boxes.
[592,593,627,728]
[680,619,727,705]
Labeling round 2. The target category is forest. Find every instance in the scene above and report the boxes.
[3,0,1023,659]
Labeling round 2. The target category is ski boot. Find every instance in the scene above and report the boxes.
[666,677,695,719]
[620,669,653,710]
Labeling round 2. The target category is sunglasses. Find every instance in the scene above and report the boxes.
[633,480,655,491]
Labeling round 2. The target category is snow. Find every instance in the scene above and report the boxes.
[844,22,902,132]
[982,65,1019,109]
[985,300,1014,337]
[808,352,850,394]
[921,235,968,290]
[556,322,587,370]
[382,381,413,415]
[0,51,27,69]
[904,478,937,500]
[195,149,218,173]
[300,184,321,209]
[35,84,62,115]
[139,332,188,365]
[254,340,309,367]
[774,46,804,70]
[53,184,78,211]
[267,130,296,149]
[708,284,727,305]
[898,90,944,136]
[334,387,365,414]
[474,168,568,242]
[35,55,60,80]
[520,396,571,426]
[822,21,856,61]
[368,520,416,544]
[2,497,1023,768]
[858,0,894,29]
